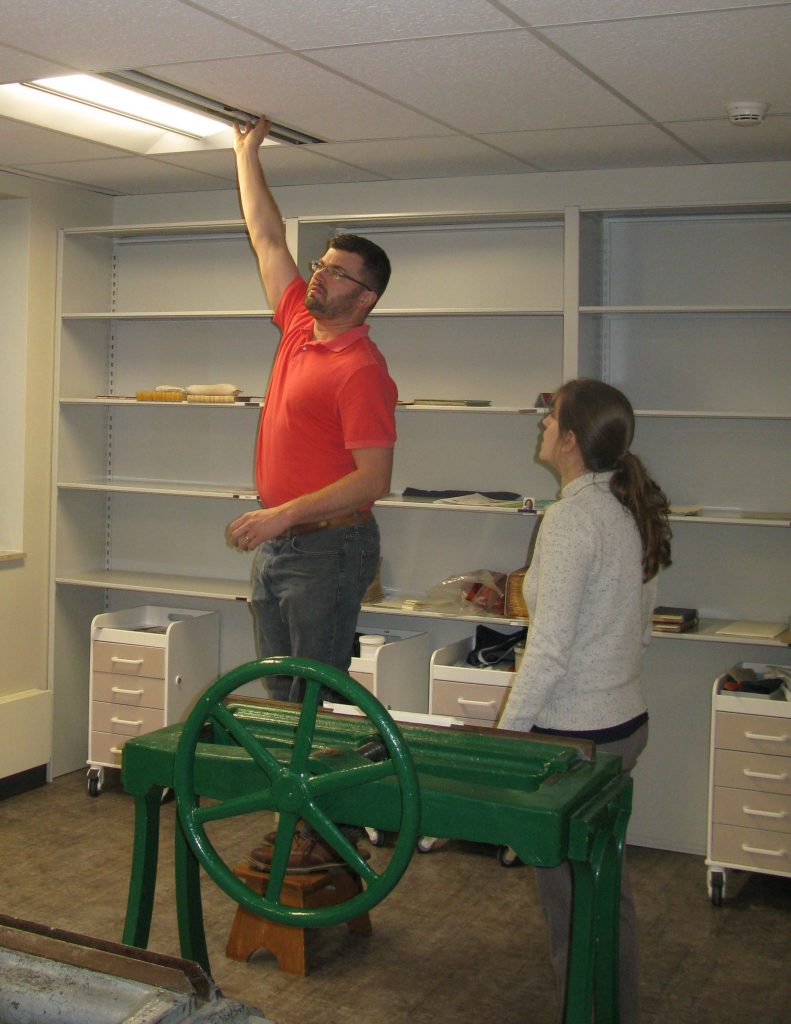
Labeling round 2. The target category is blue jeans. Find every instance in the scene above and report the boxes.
[251,516,380,702]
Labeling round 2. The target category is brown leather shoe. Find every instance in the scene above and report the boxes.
[249,831,356,874]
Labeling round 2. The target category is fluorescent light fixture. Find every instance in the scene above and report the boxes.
[0,70,323,156]
[25,74,228,139]
[102,71,324,145]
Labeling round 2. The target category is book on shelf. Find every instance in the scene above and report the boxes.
[652,606,698,624]
[652,618,698,634]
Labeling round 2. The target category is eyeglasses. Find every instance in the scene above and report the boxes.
[309,259,373,291]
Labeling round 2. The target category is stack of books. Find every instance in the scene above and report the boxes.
[652,606,698,633]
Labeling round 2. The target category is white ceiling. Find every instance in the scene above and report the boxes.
[0,0,789,195]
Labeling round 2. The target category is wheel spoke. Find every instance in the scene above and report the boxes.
[262,812,300,903]
[193,788,276,825]
[303,805,379,884]
[209,702,283,780]
[289,680,322,773]
[308,757,396,799]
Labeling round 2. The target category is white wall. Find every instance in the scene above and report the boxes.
[0,170,111,780]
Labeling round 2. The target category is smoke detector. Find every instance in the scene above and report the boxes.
[726,101,768,125]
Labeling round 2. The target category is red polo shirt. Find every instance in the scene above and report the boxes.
[256,276,398,509]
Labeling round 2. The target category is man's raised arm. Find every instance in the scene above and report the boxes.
[233,117,299,311]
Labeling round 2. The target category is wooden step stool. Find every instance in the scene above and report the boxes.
[225,861,372,975]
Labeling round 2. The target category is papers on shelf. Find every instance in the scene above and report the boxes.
[715,620,787,640]
[410,398,492,407]
[434,493,523,507]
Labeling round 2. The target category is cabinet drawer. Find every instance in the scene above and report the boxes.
[715,711,791,756]
[710,823,790,873]
[714,749,791,795]
[432,678,509,722]
[92,701,165,736]
[92,641,165,679]
[89,731,127,768]
[713,785,791,834]
[92,671,165,709]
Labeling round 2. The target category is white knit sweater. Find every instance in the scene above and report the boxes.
[498,471,656,734]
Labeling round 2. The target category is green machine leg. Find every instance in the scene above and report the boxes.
[122,786,164,949]
[175,809,210,975]
[565,775,632,1024]
[566,856,597,1024]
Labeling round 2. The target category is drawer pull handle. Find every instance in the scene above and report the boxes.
[741,843,786,858]
[743,769,788,781]
[744,732,788,743]
[743,806,788,819]
[111,716,144,727]
[457,698,497,708]
[111,687,145,696]
[110,746,123,755]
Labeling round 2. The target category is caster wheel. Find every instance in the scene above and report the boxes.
[366,827,386,847]
[496,845,521,867]
[708,870,725,907]
[87,768,103,798]
[417,836,438,853]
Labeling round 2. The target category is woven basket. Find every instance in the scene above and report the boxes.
[505,567,530,621]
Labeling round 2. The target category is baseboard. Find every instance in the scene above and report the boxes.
[0,763,47,801]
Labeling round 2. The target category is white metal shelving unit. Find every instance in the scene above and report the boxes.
[50,207,791,858]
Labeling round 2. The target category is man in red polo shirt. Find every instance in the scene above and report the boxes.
[229,115,396,693]
[227,119,395,872]
[227,118,396,870]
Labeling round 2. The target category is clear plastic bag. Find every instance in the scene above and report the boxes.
[425,569,506,616]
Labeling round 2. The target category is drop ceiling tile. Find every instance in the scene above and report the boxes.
[194,0,516,49]
[144,53,452,141]
[499,1,778,27]
[541,6,791,121]
[669,115,791,163]
[0,43,71,84]
[481,123,706,171]
[11,155,233,194]
[313,136,537,179]
[0,0,281,72]
[157,144,386,186]
[0,117,129,162]
[310,31,644,133]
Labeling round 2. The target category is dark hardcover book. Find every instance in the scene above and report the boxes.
[652,605,698,623]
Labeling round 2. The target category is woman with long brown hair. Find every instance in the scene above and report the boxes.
[499,378,672,1023]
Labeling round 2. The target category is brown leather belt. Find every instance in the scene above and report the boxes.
[279,509,375,539]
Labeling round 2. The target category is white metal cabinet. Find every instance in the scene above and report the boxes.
[706,665,791,902]
[346,629,430,712]
[429,637,513,725]
[87,605,219,795]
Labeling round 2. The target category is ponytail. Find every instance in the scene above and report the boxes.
[611,452,672,581]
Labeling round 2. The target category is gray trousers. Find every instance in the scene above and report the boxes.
[535,721,648,1024]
